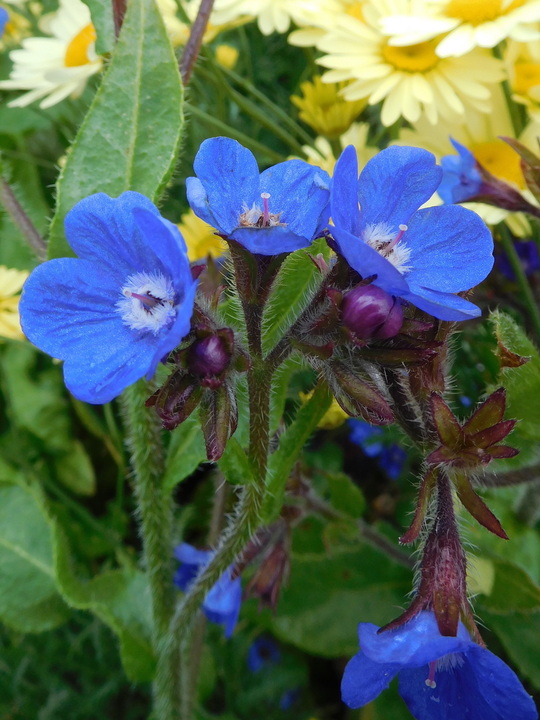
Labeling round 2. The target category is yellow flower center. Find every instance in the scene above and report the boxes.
[472,141,524,188]
[382,40,439,72]
[513,62,540,94]
[64,23,96,67]
[445,0,525,24]
[346,2,365,21]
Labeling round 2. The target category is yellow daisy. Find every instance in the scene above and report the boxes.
[0,0,102,108]
[394,89,540,234]
[316,0,505,126]
[178,209,227,262]
[381,0,540,58]
[0,266,29,340]
[291,76,366,138]
[506,39,540,116]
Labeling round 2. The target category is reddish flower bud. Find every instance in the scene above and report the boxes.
[188,328,234,384]
[342,285,403,340]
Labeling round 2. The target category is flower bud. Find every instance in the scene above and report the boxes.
[342,285,403,340]
[188,330,233,379]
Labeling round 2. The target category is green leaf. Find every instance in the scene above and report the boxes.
[48,0,184,259]
[54,524,155,682]
[0,478,71,632]
[263,383,332,522]
[255,544,411,657]
[219,437,254,485]
[163,415,207,493]
[53,440,97,496]
[84,0,115,55]
[327,472,366,518]
[476,556,540,614]
[488,310,540,470]
[262,237,330,354]
[483,610,540,689]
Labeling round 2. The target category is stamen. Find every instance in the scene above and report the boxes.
[385,224,408,254]
[425,661,437,689]
[261,192,271,226]
[123,288,162,310]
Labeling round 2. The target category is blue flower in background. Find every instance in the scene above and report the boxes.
[438,138,483,204]
[496,239,540,280]
[342,611,538,720]
[186,137,331,255]
[20,192,197,404]
[0,7,8,37]
[174,543,242,637]
[330,145,494,321]
[349,420,406,479]
[247,636,281,672]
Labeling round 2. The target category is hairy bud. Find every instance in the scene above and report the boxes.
[342,285,403,340]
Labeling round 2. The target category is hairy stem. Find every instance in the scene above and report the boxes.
[121,382,177,718]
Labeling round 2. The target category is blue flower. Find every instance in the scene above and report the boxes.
[20,192,197,404]
[330,146,494,321]
[342,611,538,720]
[348,419,406,479]
[186,137,331,255]
[438,138,483,204]
[0,7,8,37]
[247,636,281,672]
[173,543,242,637]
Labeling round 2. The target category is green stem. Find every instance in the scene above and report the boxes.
[498,223,540,340]
[121,382,177,718]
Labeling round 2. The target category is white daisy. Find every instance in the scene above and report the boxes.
[0,0,102,108]
[316,0,505,126]
[381,0,540,58]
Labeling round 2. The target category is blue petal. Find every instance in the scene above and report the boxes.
[399,658,499,720]
[468,645,539,720]
[331,145,362,236]
[404,205,493,293]
[20,258,158,404]
[205,573,242,637]
[231,225,313,255]
[186,177,221,229]
[341,651,400,708]
[174,543,211,566]
[259,159,330,240]
[403,286,482,321]
[331,225,409,295]
[190,136,259,234]
[439,138,482,204]
[64,192,162,275]
[360,613,472,667]
[357,146,442,232]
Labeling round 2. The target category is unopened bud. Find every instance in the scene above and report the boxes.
[189,331,232,378]
[342,285,403,340]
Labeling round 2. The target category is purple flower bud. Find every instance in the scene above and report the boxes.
[189,332,232,377]
[342,285,403,340]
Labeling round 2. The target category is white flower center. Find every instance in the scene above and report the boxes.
[238,192,286,228]
[116,271,177,335]
[363,222,412,274]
